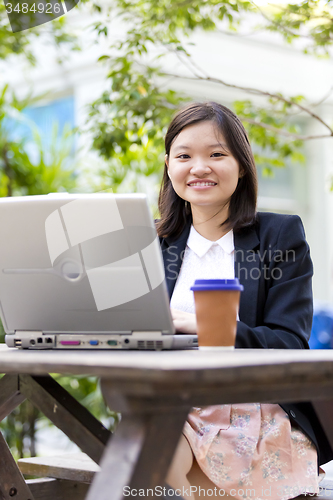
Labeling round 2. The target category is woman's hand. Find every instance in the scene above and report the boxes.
[170,308,197,334]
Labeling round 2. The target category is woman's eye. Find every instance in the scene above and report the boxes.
[176,153,225,159]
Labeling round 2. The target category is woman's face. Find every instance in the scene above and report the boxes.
[166,121,241,212]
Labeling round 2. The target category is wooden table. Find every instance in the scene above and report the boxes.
[1,344,333,500]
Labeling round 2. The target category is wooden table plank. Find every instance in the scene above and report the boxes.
[1,345,333,381]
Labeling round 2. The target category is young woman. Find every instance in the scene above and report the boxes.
[156,102,333,500]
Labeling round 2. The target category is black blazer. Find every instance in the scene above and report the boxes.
[159,211,333,466]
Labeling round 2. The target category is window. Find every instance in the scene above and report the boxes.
[7,96,75,148]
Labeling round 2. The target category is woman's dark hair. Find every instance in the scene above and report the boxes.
[156,101,258,239]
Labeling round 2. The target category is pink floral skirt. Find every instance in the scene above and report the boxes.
[183,403,319,500]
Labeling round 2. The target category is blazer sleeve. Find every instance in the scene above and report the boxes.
[235,215,313,349]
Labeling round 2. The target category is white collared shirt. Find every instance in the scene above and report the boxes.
[170,225,236,314]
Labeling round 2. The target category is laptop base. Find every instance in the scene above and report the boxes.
[5,332,198,350]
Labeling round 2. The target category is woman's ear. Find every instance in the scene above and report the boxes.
[165,154,171,179]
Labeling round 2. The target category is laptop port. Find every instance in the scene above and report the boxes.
[89,340,99,346]
[107,340,118,346]
[30,339,36,345]
[14,339,22,347]
[37,337,43,344]
[46,338,53,344]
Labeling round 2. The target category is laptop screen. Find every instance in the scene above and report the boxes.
[0,193,174,336]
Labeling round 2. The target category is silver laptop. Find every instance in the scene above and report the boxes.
[0,193,198,350]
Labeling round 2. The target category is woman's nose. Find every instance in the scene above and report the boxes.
[190,158,212,175]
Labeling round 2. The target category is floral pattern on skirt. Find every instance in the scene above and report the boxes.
[183,403,319,500]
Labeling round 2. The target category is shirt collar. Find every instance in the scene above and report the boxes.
[187,225,234,258]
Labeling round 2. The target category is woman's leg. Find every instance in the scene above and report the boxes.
[166,434,195,500]
[187,458,231,500]
[167,434,231,500]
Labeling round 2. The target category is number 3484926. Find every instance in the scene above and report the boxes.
[5,2,62,13]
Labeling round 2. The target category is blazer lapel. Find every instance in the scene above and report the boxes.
[234,227,260,327]
[162,219,191,299]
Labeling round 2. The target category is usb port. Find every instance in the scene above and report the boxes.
[14,339,22,347]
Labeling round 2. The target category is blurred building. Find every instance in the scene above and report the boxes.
[1,5,333,303]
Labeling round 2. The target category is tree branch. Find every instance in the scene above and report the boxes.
[131,49,333,139]
[158,41,333,134]
[241,117,333,141]
[312,85,333,108]
[252,1,309,40]
[109,14,333,139]
[268,3,332,21]
[164,70,333,135]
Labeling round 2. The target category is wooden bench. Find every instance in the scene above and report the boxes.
[18,452,99,483]
[17,453,97,500]
[17,452,187,500]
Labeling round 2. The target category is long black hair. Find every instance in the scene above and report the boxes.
[156,101,258,239]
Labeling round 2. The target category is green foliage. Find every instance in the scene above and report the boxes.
[88,60,187,189]
[0,3,39,63]
[0,3,80,64]
[0,85,77,197]
[0,399,40,459]
[233,100,305,175]
[54,375,119,429]
[1,123,78,196]
[111,0,255,34]
[259,0,333,55]
[87,0,313,193]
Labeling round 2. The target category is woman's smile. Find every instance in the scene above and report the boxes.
[187,181,217,189]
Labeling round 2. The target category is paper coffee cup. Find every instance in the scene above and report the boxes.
[191,279,244,348]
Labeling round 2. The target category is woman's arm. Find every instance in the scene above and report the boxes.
[236,214,313,349]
